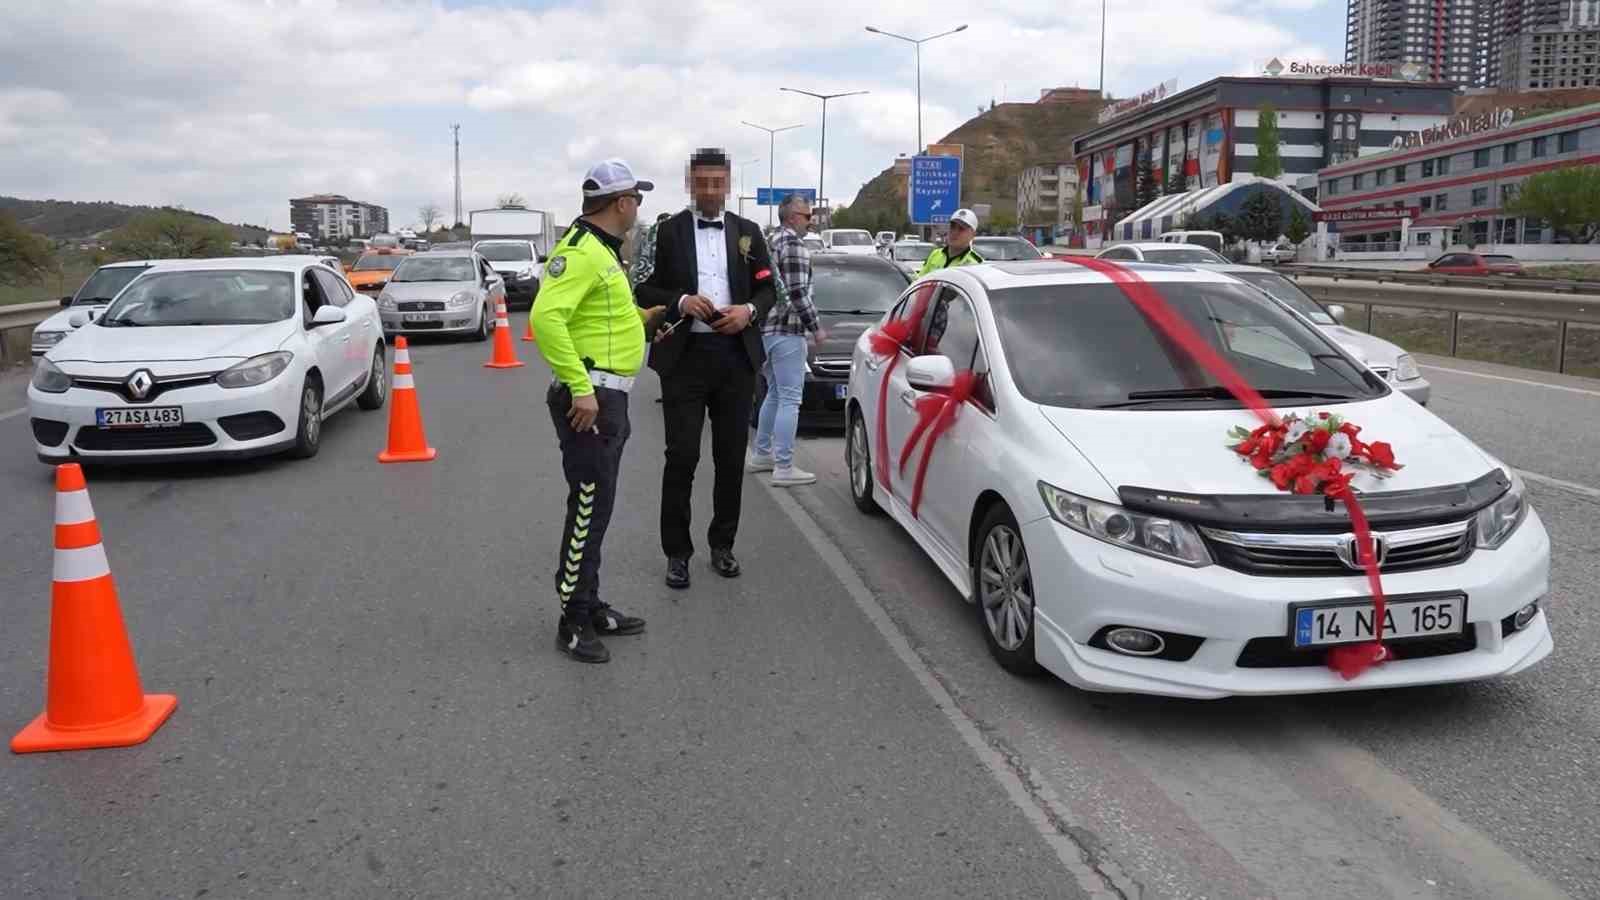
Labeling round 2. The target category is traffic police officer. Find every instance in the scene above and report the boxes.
[915,207,984,278]
[532,159,665,663]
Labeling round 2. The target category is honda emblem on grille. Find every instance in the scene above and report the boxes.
[126,369,154,400]
[1337,534,1388,570]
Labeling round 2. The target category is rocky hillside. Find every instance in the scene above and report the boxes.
[0,196,267,244]
[844,98,1104,224]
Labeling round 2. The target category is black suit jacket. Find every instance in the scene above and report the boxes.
[633,209,778,376]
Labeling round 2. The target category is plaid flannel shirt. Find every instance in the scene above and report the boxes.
[761,226,820,336]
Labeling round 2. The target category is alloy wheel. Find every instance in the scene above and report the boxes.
[979,525,1033,651]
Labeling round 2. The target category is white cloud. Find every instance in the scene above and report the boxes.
[0,0,1345,230]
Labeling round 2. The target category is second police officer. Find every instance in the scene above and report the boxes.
[915,207,984,278]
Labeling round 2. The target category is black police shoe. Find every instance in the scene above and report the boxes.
[592,605,646,636]
[666,556,691,590]
[710,547,741,578]
[556,617,610,664]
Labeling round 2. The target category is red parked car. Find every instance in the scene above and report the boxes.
[1426,252,1525,275]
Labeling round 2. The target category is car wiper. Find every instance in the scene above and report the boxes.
[100,319,145,327]
[1096,386,1361,408]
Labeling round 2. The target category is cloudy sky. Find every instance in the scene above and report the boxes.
[0,0,1344,232]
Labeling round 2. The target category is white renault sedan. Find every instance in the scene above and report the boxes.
[29,257,386,463]
[844,261,1551,698]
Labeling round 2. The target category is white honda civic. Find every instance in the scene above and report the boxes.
[844,261,1551,698]
[29,257,387,464]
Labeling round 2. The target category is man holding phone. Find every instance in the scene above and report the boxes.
[632,148,779,590]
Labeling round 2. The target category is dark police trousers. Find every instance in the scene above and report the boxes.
[659,333,755,559]
[547,383,631,621]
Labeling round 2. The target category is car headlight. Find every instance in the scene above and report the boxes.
[31,358,72,393]
[216,351,293,389]
[377,291,397,310]
[1476,471,1527,549]
[1038,481,1211,566]
[448,291,476,310]
[32,330,68,349]
[1394,353,1421,381]
[514,267,535,281]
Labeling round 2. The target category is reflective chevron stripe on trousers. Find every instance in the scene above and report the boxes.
[546,382,631,621]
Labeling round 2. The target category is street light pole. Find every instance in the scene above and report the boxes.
[779,87,868,211]
[741,120,804,228]
[865,24,968,154]
[736,157,760,219]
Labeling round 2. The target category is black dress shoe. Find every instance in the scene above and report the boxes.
[592,605,646,636]
[710,547,741,578]
[556,617,610,663]
[665,556,691,590]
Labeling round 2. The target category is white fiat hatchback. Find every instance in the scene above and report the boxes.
[30,257,387,464]
[844,260,1551,698]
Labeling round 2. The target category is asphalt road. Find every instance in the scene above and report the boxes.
[1,332,1596,899]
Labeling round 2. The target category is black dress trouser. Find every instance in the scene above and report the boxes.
[547,383,631,621]
[659,334,755,559]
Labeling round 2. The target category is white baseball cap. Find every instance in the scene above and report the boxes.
[582,159,655,198]
[950,208,979,231]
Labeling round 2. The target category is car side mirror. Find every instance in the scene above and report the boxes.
[60,295,74,307]
[906,354,957,392]
[68,311,89,328]
[1041,251,1054,258]
[310,305,348,327]
[1326,304,1347,323]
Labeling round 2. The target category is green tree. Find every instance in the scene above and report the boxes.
[1505,166,1600,241]
[1254,105,1284,180]
[1134,152,1160,210]
[109,210,232,259]
[1285,204,1311,245]
[0,211,59,287]
[1238,189,1284,244]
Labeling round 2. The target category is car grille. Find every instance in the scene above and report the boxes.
[1201,519,1474,577]
[810,357,852,378]
[74,423,217,451]
[218,411,287,441]
[398,301,445,312]
[400,320,445,330]
[70,372,216,404]
[31,418,69,447]
[1237,630,1478,668]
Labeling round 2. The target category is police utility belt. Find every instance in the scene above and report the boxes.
[588,370,635,393]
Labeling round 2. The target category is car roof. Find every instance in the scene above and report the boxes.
[812,253,902,270]
[945,258,1244,292]
[1185,263,1279,275]
[1111,242,1208,251]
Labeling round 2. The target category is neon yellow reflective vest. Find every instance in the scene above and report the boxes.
[531,220,646,397]
[915,244,985,279]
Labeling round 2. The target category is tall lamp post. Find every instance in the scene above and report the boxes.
[736,157,761,218]
[779,87,868,213]
[864,24,968,153]
[741,120,805,228]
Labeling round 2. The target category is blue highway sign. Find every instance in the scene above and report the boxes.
[908,155,962,225]
[757,187,817,206]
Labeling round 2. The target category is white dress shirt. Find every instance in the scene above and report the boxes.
[680,211,755,334]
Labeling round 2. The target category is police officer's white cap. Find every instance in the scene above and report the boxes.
[950,208,979,230]
[582,159,655,198]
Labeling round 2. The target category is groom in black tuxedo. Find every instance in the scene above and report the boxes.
[632,148,778,589]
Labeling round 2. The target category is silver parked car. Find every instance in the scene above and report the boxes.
[886,240,935,276]
[1201,264,1430,405]
[375,250,506,341]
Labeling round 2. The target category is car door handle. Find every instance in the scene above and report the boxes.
[899,389,916,408]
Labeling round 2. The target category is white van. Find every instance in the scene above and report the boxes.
[1159,230,1225,253]
[820,228,878,256]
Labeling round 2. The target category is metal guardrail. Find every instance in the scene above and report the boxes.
[1290,275,1600,374]
[1282,263,1600,296]
[0,301,61,365]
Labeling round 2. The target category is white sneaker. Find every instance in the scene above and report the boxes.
[745,451,775,473]
[770,465,817,486]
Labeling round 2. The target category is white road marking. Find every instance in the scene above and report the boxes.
[0,406,27,423]
[1421,363,1600,399]
[763,483,1133,900]
[1517,468,1600,501]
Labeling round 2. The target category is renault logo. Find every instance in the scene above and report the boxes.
[1336,534,1388,570]
[126,369,154,401]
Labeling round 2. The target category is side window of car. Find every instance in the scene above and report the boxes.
[312,269,349,308]
[895,282,940,353]
[917,286,981,369]
[301,271,326,323]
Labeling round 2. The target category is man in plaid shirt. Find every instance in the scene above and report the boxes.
[747,193,825,486]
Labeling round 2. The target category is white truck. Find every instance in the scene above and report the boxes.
[469,206,557,310]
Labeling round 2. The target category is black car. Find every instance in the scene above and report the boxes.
[754,253,911,429]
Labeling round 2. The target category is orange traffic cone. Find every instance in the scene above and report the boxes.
[484,298,525,369]
[378,337,437,463]
[12,464,177,753]
[521,314,536,343]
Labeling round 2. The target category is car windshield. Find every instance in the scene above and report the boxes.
[1144,246,1229,264]
[73,266,149,305]
[892,244,934,262]
[1228,271,1336,325]
[1484,254,1518,264]
[391,257,475,282]
[99,270,296,327]
[812,263,907,313]
[830,231,873,246]
[477,243,535,262]
[353,254,404,271]
[988,281,1382,409]
[973,238,1042,260]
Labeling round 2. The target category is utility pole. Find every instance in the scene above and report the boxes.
[780,87,868,215]
[737,157,761,219]
[741,121,805,228]
[866,24,968,153]
[450,123,462,228]
[1099,0,1107,98]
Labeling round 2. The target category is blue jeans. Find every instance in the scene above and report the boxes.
[753,333,808,468]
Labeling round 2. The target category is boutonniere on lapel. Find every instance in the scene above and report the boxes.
[737,234,753,263]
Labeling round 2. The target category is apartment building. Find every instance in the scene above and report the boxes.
[289,194,389,242]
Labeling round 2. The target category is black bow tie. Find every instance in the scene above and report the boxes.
[696,219,724,230]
